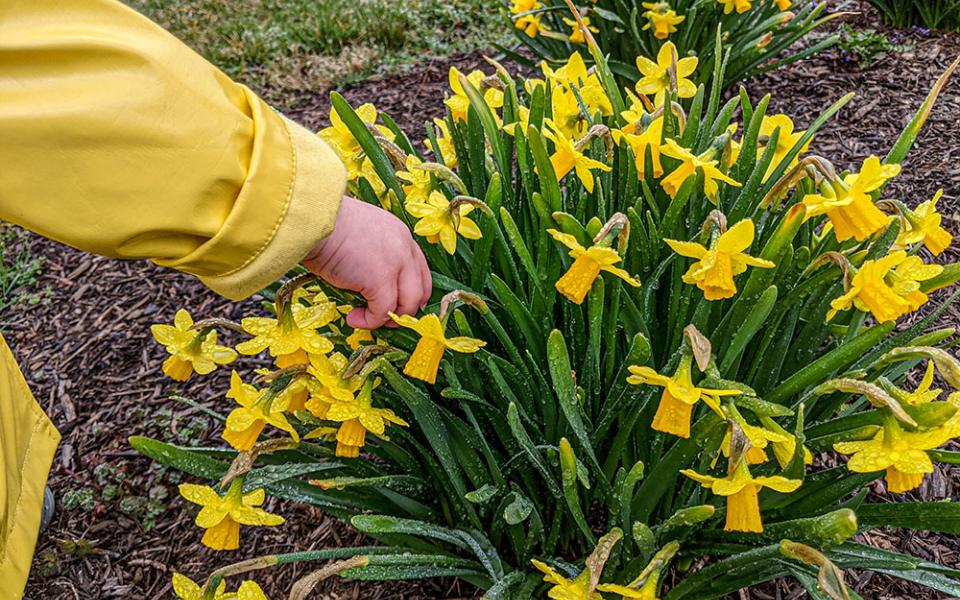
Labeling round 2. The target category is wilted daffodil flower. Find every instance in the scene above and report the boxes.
[390,312,486,384]
[635,42,698,102]
[178,479,284,551]
[682,460,802,532]
[548,229,641,305]
[895,189,953,255]
[172,573,267,600]
[324,378,409,458]
[641,2,685,40]
[719,0,753,14]
[660,139,741,202]
[235,292,336,364]
[542,119,611,193]
[834,413,959,493]
[665,219,774,301]
[758,114,810,182]
[827,251,943,323]
[151,309,237,382]
[627,354,742,438]
[223,372,299,451]
[406,190,482,255]
[802,156,899,242]
[445,67,503,123]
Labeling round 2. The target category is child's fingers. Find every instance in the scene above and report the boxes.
[411,246,432,307]
[396,265,424,317]
[347,282,398,329]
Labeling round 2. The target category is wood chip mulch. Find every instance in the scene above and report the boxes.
[6,3,960,598]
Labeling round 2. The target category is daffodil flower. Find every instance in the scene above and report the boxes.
[899,361,943,406]
[323,379,409,457]
[718,0,753,14]
[614,115,664,179]
[542,119,611,193]
[510,0,546,37]
[389,312,486,384]
[627,355,742,438]
[802,156,899,242]
[178,479,284,551]
[235,296,337,360]
[222,372,299,451]
[665,219,774,301]
[548,229,641,304]
[563,15,598,44]
[641,2,686,40]
[896,189,953,256]
[172,573,267,600]
[716,412,790,466]
[151,309,237,382]
[827,251,942,323]
[758,415,813,468]
[425,118,458,168]
[776,0,792,9]
[531,559,603,600]
[304,352,361,420]
[659,139,741,202]
[346,328,375,350]
[406,190,482,255]
[396,155,434,204]
[834,414,959,493]
[635,42,698,103]
[445,67,504,122]
[596,542,678,600]
[542,52,613,119]
[681,460,801,532]
[502,105,531,138]
[318,103,394,180]
[758,114,810,182]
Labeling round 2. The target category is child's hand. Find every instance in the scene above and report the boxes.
[303,196,432,329]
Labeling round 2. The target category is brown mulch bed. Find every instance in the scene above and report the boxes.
[6,3,960,598]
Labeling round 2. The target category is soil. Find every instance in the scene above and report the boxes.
[6,1,959,598]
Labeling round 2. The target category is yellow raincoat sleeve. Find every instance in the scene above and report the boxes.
[0,1,346,596]
[0,0,347,301]
[0,334,61,599]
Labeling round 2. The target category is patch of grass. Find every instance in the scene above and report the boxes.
[0,225,48,323]
[124,0,508,108]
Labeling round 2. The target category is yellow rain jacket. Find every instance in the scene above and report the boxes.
[0,1,346,595]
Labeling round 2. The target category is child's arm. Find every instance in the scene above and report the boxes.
[0,0,429,326]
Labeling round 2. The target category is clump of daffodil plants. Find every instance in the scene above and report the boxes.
[504,0,841,93]
[134,26,960,599]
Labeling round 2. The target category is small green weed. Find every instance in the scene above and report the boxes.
[0,225,49,321]
[834,23,915,68]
